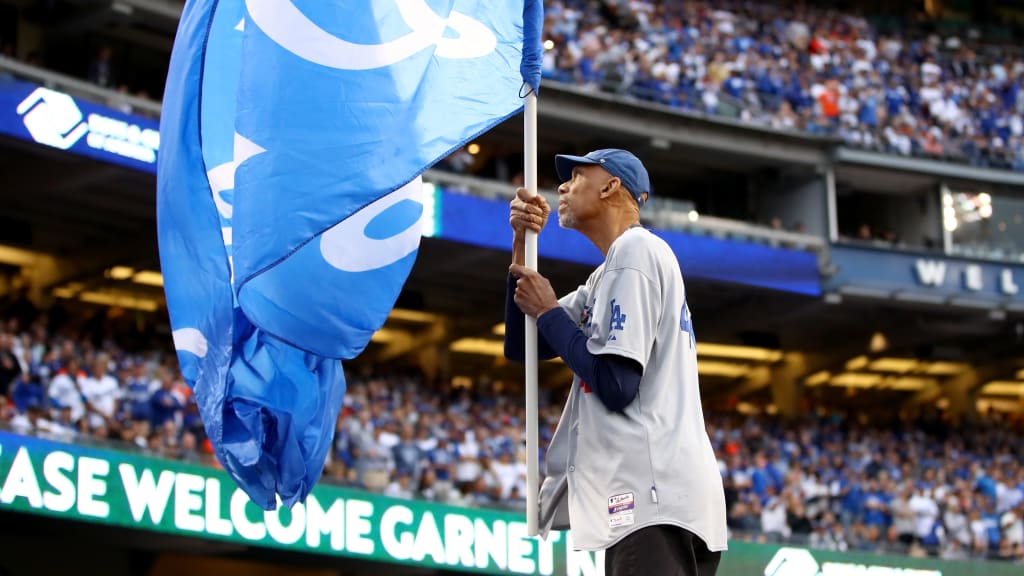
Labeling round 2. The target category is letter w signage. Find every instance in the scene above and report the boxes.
[827,246,1023,305]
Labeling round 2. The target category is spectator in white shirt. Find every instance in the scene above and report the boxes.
[9,398,55,435]
[47,358,85,426]
[909,485,940,542]
[995,470,1023,513]
[921,56,942,84]
[969,508,990,553]
[760,486,791,542]
[944,497,972,547]
[891,484,917,546]
[80,356,121,434]
[490,449,527,501]
[376,420,401,449]
[384,473,416,500]
[1001,504,1024,549]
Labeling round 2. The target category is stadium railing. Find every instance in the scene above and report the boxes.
[0,57,826,255]
[0,57,163,118]
[420,169,826,253]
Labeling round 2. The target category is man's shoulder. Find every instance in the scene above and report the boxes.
[608,228,675,271]
[619,227,673,252]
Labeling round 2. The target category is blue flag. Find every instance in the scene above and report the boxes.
[158,0,543,509]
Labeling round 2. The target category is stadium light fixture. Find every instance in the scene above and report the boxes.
[388,308,441,323]
[106,266,135,280]
[868,331,888,352]
[696,361,749,378]
[77,290,159,312]
[845,355,869,371]
[830,372,882,388]
[805,370,831,387]
[869,357,918,373]
[370,328,401,343]
[924,362,967,376]
[52,287,77,299]
[56,282,86,295]
[696,343,782,363]
[844,356,966,377]
[980,381,1024,397]
[734,402,761,415]
[0,244,45,266]
[132,270,164,287]
[449,337,505,356]
[883,376,933,391]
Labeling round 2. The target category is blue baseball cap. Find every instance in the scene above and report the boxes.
[555,148,651,206]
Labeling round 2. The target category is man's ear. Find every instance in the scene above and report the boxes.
[600,177,622,199]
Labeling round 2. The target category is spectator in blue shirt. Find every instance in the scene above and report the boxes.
[149,371,182,428]
[392,424,424,479]
[840,471,866,527]
[427,436,457,483]
[983,498,1003,551]
[121,362,152,423]
[724,69,746,99]
[10,369,47,413]
[859,90,880,128]
[181,395,204,438]
[863,480,892,528]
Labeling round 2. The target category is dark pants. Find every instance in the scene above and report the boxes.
[605,525,721,576]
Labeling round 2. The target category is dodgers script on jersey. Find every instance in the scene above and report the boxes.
[539,227,728,552]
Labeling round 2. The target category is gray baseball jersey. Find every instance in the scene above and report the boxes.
[538,227,728,552]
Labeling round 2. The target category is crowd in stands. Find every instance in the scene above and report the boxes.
[713,411,1023,562]
[5,1,1024,170]
[0,305,1022,564]
[541,0,1024,171]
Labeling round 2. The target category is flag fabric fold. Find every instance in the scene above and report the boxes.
[521,0,544,95]
[158,0,543,509]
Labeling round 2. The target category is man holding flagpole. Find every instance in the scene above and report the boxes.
[504,149,727,575]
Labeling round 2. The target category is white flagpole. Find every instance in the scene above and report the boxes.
[524,90,540,537]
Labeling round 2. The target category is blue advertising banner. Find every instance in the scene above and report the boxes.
[828,245,1023,305]
[0,78,159,172]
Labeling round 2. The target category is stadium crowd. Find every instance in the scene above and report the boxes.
[540,0,1024,171]
[0,308,1022,564]
[4,1,1024,170]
